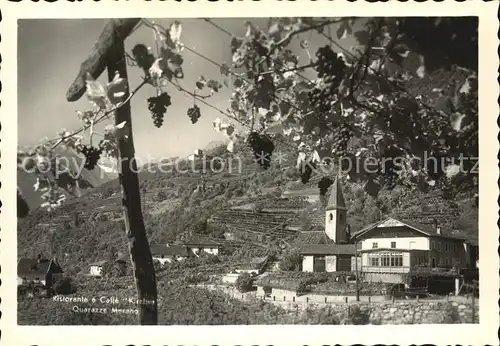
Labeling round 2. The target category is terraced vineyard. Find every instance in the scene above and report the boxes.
[208,209,301,241]
[256,196,311,211]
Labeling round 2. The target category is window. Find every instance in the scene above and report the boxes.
[370,256,379,266]
[389,254,403,267]
[453,244,456,252]
[329,213,333,221]
[436,242,441,251]
[381,255,390,267]
[391,242,396,249]
[444,243,448,252]
[431,258,436,268]
[445,258,450,267]
[430,241,434,250]
[372,242,378,249]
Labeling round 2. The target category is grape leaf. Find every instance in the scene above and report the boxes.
[220,63,231,76]
[354,30,370,46]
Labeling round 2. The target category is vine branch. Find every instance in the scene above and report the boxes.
[50,79,148,150]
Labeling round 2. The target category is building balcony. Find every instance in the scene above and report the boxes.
[360,266,411,274]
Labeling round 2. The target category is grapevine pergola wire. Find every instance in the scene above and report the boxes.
[204,17,456,120]
[140,19,316,122]
[19,17,470,188]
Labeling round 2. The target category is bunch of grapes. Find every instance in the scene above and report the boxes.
[300,160,317,184]
[308,87,333,114]
[79,145,103,170]
[147,93,171,128]
[318,177,333,196]
[187,105,201,124]
[247,132,275,169]
[254,76,275,110]
[315,45,346,86]
[330,123,353,158]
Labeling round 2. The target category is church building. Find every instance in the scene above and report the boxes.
[298,176,359,273]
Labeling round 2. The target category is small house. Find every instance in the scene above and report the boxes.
[235,256,271,275]
[89,260,107,277]
[17,256,63,287]
[89,253,129,277]
[182,236,221,256]
[151,244,192,265]
[299,244,357,272]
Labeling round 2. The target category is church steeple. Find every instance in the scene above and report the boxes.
[326,176,347,211]
[324,175,348,243]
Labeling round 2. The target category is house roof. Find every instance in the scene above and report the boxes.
[295,231,335,245]
[116,253,128,262]
[326,176,346,211]
[89,260,107,266]
[150,244,190,257]
[18,258,56,275]
[351,217,466,241]
[299,244,356,256]
[237,256,269,270]
[182,236,221,247]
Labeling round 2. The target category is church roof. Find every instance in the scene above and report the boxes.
[299,244,356,256]
[326,176,346,211]
[294,231,335,245]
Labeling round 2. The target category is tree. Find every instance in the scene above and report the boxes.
[235,272,254,293]
[53,276,76,295]
[278,248,302,271]
[155,190,168,202]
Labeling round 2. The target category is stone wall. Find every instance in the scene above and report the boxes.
[268,298,479,324]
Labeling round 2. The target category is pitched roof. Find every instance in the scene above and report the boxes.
[18,258,54,275]
[182,236,221,247]
[352,217,466,241]
[116,253,129,262]
[238,256,270,270]
[295,231,335,245]
[326,176,346,211]
[89,260,107,266]
[299,244,356,256]
[150,244,190,257]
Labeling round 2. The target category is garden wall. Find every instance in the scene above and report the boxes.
[269,298,479,324]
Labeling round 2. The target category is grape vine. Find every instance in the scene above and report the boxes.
[187,105,201,124]
[147,92,172,128]
[78,145,103,171]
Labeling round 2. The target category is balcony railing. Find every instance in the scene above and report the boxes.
[361,266,411,274]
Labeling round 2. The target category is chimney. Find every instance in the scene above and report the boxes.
[434,218,442,235]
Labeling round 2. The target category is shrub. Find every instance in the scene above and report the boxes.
[235,273,254,293]
[53,277,76,295]
[156,190,168,202]
[341,305,370,325]
[278,249,302,271]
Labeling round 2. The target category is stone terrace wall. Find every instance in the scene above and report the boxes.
[270,299,479,324]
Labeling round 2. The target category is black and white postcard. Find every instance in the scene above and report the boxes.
[1,1,498,345]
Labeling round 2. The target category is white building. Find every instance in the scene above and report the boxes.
[351,218,472,283]
[89,260,107,277]
[299,177,358,272]
[150,244,191,265]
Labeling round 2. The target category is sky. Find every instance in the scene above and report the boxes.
[18,18,359,161]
